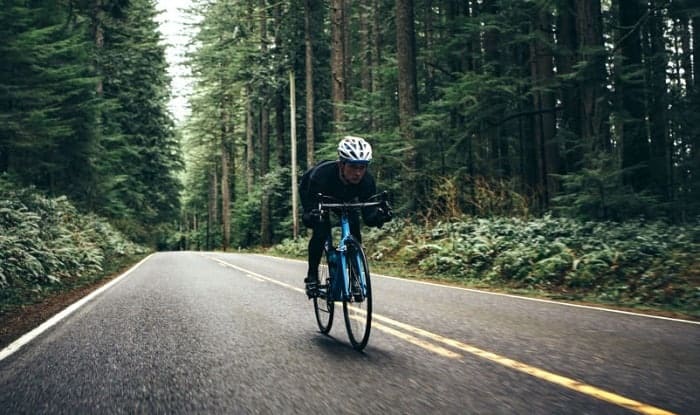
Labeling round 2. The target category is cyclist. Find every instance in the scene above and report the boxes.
[299,136,393,297]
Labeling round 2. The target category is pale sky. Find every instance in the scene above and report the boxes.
[155,0,194,123]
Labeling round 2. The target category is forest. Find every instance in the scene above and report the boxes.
[1,0,699,314]
[179,0,700,249]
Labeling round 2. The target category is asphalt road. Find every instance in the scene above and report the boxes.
[0,252,698,414]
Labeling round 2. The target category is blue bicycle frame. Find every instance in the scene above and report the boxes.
[334,214,367,302]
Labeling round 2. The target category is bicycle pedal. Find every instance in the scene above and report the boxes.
[305,284,319,299]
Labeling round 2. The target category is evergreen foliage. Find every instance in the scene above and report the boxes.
[97,0,183,246]
[0,0,182,248]
[0,2,100,202]
[178,0,699,245]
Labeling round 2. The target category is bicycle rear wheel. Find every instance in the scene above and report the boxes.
[342,239,372,350]
[314,249,334,334]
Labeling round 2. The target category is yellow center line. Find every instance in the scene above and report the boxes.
[206,255,677,415]
[370,311,676,415]
[373,322,461,358]
[346,314,461,358]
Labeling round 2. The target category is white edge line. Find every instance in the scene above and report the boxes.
[252,253,699,325]
[207,256,303,293]
[0,254,154,362]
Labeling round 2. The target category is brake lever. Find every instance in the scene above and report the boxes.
[379,191,390,208]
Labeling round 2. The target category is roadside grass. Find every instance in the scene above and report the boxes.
[269,216,700,320]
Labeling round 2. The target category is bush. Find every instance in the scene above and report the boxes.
[267,210,698,313]
[270,236,307,258]
[360,214,699,312]
[0,176,146,308]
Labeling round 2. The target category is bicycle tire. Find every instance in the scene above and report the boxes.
[342,238,372,350]
[314,248,335,334]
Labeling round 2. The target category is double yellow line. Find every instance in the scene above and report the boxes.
[208,255,677,415]
[368,312,675,415]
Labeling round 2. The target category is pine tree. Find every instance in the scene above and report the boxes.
[98,0,183,244]
[0,2,100,203]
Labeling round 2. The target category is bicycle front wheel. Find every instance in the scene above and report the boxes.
[314,249,335,334]
[342,239,372,350]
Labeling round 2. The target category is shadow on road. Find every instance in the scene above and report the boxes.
[311,333,395,363]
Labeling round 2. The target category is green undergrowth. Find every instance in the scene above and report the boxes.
[0,178,148,315]
[270,215,700,318]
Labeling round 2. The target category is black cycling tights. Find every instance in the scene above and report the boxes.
[307,215,362,279]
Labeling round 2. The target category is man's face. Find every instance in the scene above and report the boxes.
[340,162,367,184]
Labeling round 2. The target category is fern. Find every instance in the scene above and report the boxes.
[0,176,145,296]
[359,213,699,311]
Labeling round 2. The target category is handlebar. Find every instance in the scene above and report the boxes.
[316,191,389,210]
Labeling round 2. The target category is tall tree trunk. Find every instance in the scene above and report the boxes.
[678,19,692,90]
[576,0,609,152]
[208,167,218,251]
[618,0,649,192]
[647,1,669,203]
[344,0,352,101]
[305,0,315,168]
[246,87,255,192]
[260,0,271,246]
[424,0,435,102]
[92,0,104,96]
[270,2,286,244]
[370,0,382,131]
[260,121,271,246]
[689,16,700,214]
[359,0,371,93]
[275,95,286,166]
[220,108,231,252]
[259,104,270,179]
[290,71,299,239]
[87,0,105,210]
[482,0,499,74]
[450,0,470,187]
[245,1,255,192]
[396,0,418,205]
[229,137,235,242]
[556,0,581,172]
[331,0,346,127]
[694,17,700,86]
[274,1,286,167]
[424,0,441,174]
[530,13,558,208]
[482,0,505,177]
[526,44,546,202]
[463,2,471,71]
[469,0,481,74]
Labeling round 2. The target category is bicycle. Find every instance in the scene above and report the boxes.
[311,192,389,350]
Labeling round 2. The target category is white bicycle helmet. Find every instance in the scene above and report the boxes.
[337,136,373,164]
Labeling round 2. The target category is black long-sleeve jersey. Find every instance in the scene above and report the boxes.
[299,160,378,220]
